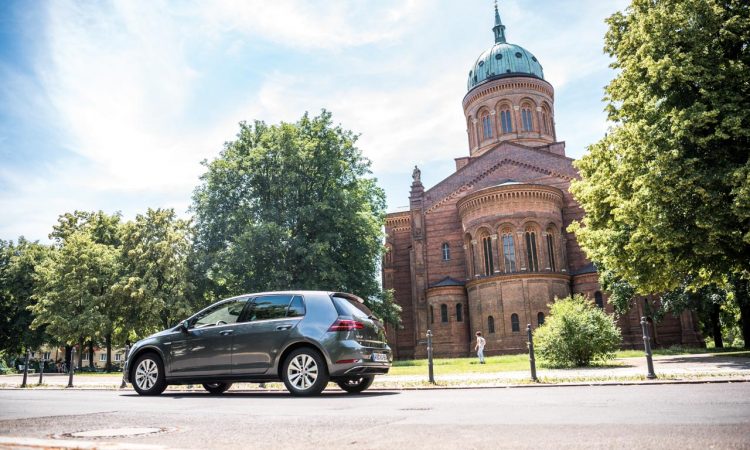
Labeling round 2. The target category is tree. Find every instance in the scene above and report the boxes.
[569,0,750,344]
[533,295,622,367]
[116,208,195,334]
[31,232,120,369]
[0,238,51,356]
[192,110,389,310]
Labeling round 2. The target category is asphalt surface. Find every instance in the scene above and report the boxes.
[1,384,749,449]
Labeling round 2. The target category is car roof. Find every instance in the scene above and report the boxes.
[225,290,365,304]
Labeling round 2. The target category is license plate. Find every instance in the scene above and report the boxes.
[371,353,388,363]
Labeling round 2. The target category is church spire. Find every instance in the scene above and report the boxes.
[493,0,507,44]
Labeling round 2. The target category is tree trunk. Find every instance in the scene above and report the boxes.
[88,341,95,368]
[105,334,112,372]
[64,345,72,369]
[77,339,84,369]
[735,278,750,349]
[710,302,723,348]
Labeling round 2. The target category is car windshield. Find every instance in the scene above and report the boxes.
[331,295,373,320]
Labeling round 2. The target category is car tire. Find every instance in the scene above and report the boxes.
[202,382,232,395]
[132,353,167,396]
[336,376,374,394]
[282,348,329,396]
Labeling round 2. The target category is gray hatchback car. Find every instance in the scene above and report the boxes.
[123,291,391,396]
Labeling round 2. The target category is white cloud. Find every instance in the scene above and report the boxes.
[193,0,427,50]
[0,0,631,241]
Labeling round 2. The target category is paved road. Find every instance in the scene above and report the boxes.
[1,384,749,449]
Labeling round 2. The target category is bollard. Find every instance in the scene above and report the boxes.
[120,345,130,389]
[527,324,538,382]
[38,358,45,385]
[67,347,76,388]
[640,317,657,379]
[426,330,435,384]
[21,350,30,388]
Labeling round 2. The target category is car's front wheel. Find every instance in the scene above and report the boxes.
[202,382,232,395]
[132,353,167,396]
[282,348,329,396]
[336,375,374,394]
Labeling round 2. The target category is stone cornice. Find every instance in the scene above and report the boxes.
[466,272,571,289]
[426,285,467,296]
[385,213,411,227]
[457,183,564,219]
[463,77,555,110]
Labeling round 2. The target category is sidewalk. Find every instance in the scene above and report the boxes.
[1,353,748,390]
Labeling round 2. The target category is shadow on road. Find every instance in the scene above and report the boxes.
[119,390,401,399]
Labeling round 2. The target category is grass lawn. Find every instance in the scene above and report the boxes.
[387,347,749,377]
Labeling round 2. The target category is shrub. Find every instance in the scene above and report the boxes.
[534,294,621,367]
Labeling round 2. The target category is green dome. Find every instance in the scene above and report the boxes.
[467,43,545,91]
[467,3,545,91]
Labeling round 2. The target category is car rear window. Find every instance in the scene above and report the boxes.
[331,295,372,320]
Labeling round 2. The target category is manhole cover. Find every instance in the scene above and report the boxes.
[59,427,173,439]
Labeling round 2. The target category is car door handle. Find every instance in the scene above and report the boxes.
[276,324,292,331]
[220,330,234,336]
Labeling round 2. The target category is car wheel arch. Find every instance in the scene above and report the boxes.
[128,347,166,382]
[276,341,330,379]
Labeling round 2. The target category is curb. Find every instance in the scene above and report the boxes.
[1,377,748,392]
[0,436,165,449]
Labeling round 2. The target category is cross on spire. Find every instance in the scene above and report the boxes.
[493,0,507,44]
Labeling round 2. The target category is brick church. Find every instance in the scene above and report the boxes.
[382,4,703,359]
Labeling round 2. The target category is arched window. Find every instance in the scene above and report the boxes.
[482,113,493,140]
[501,230,516,273]
[442,243,450,261]
[440,304,448,323]
[456,304,463,322]
[511,313,520,332]
[546,229,556,272]
[500,107,513,133]
[384,245,393,266]
[537,312,545,326]
[525,229,539,272]
[541,104,552,135]
[521,105,534,132]
[482,235,494,276]
[595,291,604,309]
[429,305,434,324]
[488,316,495,334]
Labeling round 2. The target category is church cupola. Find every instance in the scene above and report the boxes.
[463,1,558,156]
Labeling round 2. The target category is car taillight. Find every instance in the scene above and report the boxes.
[328,319,364,331]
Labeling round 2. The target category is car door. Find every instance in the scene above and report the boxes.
[169,298,248,378]
[231,294,303,375]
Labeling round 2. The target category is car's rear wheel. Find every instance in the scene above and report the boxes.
[336,375,374,394]
[282,348,329,396]
[202,382,232,395]
[132,353,167,396]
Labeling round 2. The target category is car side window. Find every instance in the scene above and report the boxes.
[192,299,247,328]
[287,295,306,317]
[246,295,294,322]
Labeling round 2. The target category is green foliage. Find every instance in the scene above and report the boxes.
[570,0,750,295]
[31,231,120,346]
[192,110,387,304]
[368,289,402,328]
[0,238,51,354]
[534,295,622,367]
[115,208,195,333]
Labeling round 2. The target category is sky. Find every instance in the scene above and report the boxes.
[0,0,630,242]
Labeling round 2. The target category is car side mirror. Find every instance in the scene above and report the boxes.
[180,320,190,333]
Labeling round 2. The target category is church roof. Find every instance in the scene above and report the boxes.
[570,262,597,276]
[429,276,466,288]
[467,3,545,91]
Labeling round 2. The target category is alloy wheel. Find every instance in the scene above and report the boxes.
[135,358,159,391]
[287,354,319,390]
